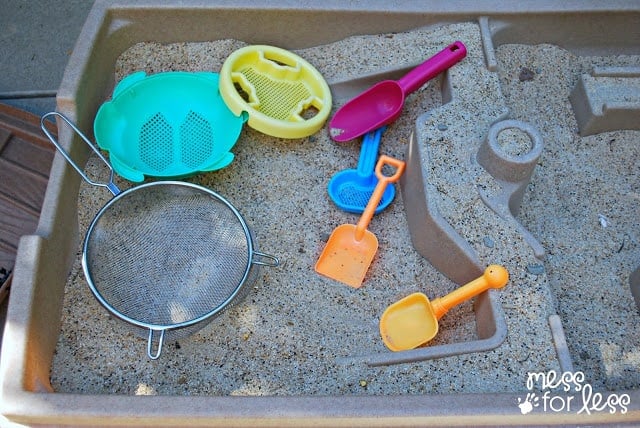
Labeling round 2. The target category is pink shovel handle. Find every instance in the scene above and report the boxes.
[396,41,467,95]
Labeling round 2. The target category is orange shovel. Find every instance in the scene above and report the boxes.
[379,265,509,351]
[315,155,405,288]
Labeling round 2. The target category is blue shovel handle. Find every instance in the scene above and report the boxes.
[356,126,386,180]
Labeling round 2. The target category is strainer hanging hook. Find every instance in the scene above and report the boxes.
[148,329,166,360]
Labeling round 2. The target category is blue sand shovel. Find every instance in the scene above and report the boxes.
[327,126,395,214]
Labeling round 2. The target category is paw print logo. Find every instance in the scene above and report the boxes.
[518,393,539,415]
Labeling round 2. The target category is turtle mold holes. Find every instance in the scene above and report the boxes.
[139,113,174,172]
[180,111,215,169]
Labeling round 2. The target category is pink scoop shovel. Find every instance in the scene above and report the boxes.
[328,41,467,142]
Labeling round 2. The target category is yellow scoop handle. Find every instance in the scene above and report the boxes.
[430,265,509,319]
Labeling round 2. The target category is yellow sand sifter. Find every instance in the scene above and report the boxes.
[219,45,332,139]
[379,265,509,351]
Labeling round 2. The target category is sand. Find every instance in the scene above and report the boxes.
[49,22,639,396]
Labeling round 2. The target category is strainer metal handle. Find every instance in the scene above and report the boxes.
[41,111,121,196]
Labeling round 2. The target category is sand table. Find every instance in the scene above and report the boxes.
[50,22,639,396]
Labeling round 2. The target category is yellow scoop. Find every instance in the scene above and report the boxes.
[379,265,509,351]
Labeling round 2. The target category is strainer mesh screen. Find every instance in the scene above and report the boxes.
[84,183,251,328]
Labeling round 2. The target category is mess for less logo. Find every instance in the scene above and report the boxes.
[518,371,631,415]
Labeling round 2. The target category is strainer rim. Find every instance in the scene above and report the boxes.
[81,180,255,332]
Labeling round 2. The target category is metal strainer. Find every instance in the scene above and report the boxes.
[42,112,278,359]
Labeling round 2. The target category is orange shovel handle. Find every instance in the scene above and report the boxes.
[430,265,509,319]
[355,155,406,241]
